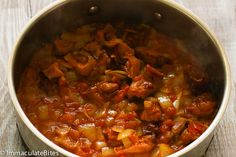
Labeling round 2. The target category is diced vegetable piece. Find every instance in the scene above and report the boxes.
[101,147,116,157]
[117,129,135,140]
[38,105,49,120]
[125,103,138,112]
[65,71,78,82]
[115,136,154,155]
[105,117,115,126]
[150,147,159,157]
[96,127,105,141]
[55,125,70,136]
[78,123,97,142]
[157,144,174,157]
[112,125,124,133]
[107,110,118,117]
[122,137,133,148]
[95,141,107,150]
[54,136,77,151]
[136,127,143,137]
[156,93,172,109]
[73,94,85,105]
[43,62,64,79]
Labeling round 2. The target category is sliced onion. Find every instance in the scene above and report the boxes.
[105,117,115,127]
[38,105,49,120]
[117,129,135,140]
[78,123,97,142]
[156,93,172,109]
[136,127,143,137]
[122,137,132,148]
[101,147,116,157]
[157,144,174,157]
[150,146,159,157]
[95,141,107,150]
[107,110,117,117]
[173,99,180,110]
[173,92,182,110]
[112,125,124,133]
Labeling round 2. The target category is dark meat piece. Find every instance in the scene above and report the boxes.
[114,85,130,103]
[171,117,187,135]
[125,56,142,78]
[142,122,159,135]
[185,64,208,94]
[98,82,119,93]
[186,93,216,117]
[135,47,160,66]
[127,78,155,98]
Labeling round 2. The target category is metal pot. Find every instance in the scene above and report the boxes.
[8,0,231,156]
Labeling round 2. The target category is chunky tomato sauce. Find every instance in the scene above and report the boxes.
[17,23,216,157]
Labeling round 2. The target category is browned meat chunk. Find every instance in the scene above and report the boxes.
[98,82,119,93]
[125,56,142,78]
[127,78,155,98]
[186,93,215,117]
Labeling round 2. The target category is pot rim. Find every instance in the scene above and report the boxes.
[7,0,231,157]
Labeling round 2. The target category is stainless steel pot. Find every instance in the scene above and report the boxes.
[8,0,231,156]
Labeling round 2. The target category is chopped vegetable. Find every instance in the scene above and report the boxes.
[78,124,104,142]
[117,129,135,140]
[38,105,49,120]
[156,93,173,109]
[101,147,116,157]
[95,141,107,150]
[43,62,64,79]
[157,144,174,157]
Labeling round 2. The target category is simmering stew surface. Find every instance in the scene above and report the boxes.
[17,23,216,157]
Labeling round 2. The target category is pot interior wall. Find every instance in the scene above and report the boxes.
[13,0,225,106]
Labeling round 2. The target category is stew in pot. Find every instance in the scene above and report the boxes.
[17,23,216,157]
